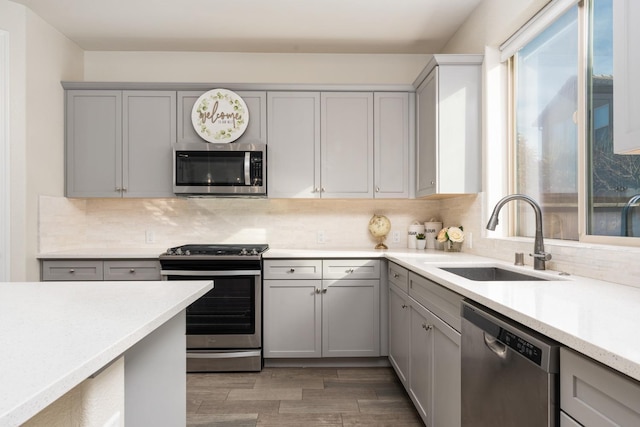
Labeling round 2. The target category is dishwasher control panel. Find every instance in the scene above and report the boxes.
[499,329,543,366]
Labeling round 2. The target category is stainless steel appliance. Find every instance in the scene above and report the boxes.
[160,244,268,372]
[173,142,266,196]
[461,300,560,426]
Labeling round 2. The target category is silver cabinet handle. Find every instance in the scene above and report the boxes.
[422,323,433,331]
[346,268,355,274]
[430,180,435,185]
[122,187,127,192]
[401,304,408,309]
[115,187,121,191]
[314,187,320,193]
[393,273,400,279]
[289,268,295,273]
[321,187,325,192]
[69,269,75,273]
[315,288,321,294]
[322,288,327,294]
[376,186,380,192]
[129,269,135,273]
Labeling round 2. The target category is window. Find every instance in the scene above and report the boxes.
[509,0,635,242]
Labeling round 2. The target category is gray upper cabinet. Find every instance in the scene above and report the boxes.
[321,92,374,198]
[66,90,123,197]
[123,91,176,198]
[177,90,267,144]
[374,92,411,198]
[65,90,176,198]
[267,92,321,198]
[414,55,483,198]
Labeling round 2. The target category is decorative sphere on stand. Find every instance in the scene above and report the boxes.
[368,214,391,249]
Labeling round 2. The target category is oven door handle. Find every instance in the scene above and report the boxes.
[161,270,261,277]
[187,350,261,359]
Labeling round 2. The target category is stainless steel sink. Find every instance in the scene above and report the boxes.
[440,267,555,281]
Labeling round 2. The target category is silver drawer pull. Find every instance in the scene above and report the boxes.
[289,268,295,273]
[346,268,355,273]
[393,273,400,279]
[401,304,408,309]
[69,269,75,273]
[130,269,136,273]
[422,323,433,331]
[322,288,327,294]
[315,288,321,294]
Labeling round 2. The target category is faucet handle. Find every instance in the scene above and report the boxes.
[529,252,552,261]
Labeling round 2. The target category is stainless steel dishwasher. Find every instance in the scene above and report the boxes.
[461,300,560,426]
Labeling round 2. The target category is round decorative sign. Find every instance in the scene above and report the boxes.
[191,89,249,143]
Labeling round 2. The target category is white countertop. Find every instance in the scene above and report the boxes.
[37,247,640,383]
[0,280,213,427]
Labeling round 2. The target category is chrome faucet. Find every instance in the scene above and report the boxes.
[486,194,552,270]
[621,194,640,237]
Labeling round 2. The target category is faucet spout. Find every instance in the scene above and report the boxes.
[621,194,640,237]
[486,194,551,270]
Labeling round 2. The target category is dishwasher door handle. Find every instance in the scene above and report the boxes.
[483,332,508,359]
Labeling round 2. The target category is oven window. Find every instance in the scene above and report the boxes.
[176,151,245,186]
[168,276,256,335]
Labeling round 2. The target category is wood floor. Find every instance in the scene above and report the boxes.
[187,367,424,426]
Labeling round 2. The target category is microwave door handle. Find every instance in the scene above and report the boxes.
[244,152,251,185]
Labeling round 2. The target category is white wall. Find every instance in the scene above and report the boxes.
[0,0,83,281]
[84,51,429,84]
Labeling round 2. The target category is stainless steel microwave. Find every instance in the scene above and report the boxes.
[173,142,266,196]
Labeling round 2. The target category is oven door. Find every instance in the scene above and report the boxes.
[162,269,262,372]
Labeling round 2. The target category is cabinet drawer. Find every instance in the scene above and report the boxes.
[408,271,462,332]
[388,262,409,292]
[323,259,380,279]
[42,260,103,281]
[560,348,640,426]
[104,260,161,281]
[263,260,322,279]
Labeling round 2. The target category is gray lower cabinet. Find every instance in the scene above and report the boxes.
[177,90,266,144]
[41,260,161,281]
[388,263,461,427]
[560,347,640,426]
[263,259,380,358]
[65,90,176,198]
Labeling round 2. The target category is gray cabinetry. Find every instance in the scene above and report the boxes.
[263,259,380,359]
[560,347,640,426]
[414,55,482,197]
[177,90,266,144]
[268,91,411,199]
[41,259,161,281]
[321,92,374,198]
[267,92,321,198]
[388,265,462,427]
[65,90,176,198]
[374,92,412,198]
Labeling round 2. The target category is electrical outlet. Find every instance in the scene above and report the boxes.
[145,230,155,244]
[317,230,326,244]
[392,231,401,243]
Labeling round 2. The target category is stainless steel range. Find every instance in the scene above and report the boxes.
[159,244,269,372]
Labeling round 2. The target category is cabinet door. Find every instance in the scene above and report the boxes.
[409,298,461,427]
[66,90,122,197]
[320,93,374,198]
[613,1,640,154]
[103,260,161,281]
[322,279,380,357]
[374,92,410,198]
[263,279,322,358]
[389,285,410,386]
[123,91,176,198]
[267,92,321,198]
[415,69,438,197]
[177,90,266,144]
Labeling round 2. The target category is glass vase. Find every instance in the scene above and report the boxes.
[444,241,462,252]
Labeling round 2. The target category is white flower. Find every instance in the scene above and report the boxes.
[447,226,465,243]
[436,228,448,242]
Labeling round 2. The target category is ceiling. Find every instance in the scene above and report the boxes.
[13,0,482,53]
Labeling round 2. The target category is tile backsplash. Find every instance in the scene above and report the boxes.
[39,193,640,287]
[38,196,440,252]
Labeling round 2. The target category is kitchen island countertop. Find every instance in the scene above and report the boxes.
[0,280,212,426]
